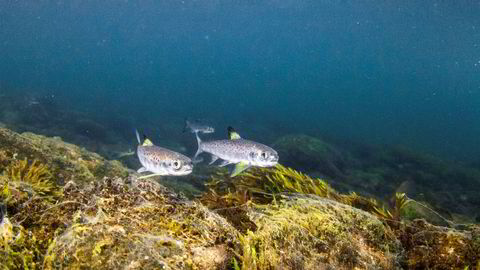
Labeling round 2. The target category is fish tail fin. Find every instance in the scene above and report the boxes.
[135,129,141,144]
[195,131,202,145]
[193,131,203,162]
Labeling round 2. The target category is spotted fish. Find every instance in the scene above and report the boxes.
[193,127,279,177]
[136,130,193,178]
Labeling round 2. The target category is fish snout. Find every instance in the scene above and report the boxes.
[271,152,279,163]
[184,160,194,171]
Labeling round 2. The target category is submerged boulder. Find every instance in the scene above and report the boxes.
[0,127,128,185]
[42,177,238,270]
[240,195,403,269]
[397,219,480,269]
[202,166,480,269]
[0,127,238,269]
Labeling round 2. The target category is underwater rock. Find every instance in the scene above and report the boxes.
[397,220,480,269]
[344,145,480,223]
[42,177,238,270]
[272,134,348,180]
[1,127,479,269]
[156,164,224,198]
[201,165,480,269]
[0,93,133,161]
[239,194,403,269]
[0,126,237,269]
[0,127,128,185]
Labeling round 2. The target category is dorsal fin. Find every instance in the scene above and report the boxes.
[227,126,241,140]
[142,134,154,146]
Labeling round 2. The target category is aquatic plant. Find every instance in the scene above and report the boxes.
[0,126,478,269]
[231,196,402,269]
[397,219,480,269]
[369,192,412,223]
[42,177,238,269]
[201,164,347,232]
[0,212,39,270]
[0,127,128,187]
[200,164,406,268]
[202,164,339,205]
[3,158,61,202]
[201,164,480,269]
[201,164,397,224]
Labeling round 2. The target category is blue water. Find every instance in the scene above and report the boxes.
[1,1,480,162]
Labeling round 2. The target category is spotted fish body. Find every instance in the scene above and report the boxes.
[136,130,193,176]
[199,139,277,166]
[193,127,279,177]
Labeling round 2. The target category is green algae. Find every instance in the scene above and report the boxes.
[3,159,62,203]
[237,196,402,269]
[0,215,41,270]
[397,220,480,269]
[1,127,480,269]
[0,128,128,186]
[42,177,238,270]
[201,163,480,269]
[201,165,405,269]
[200,164,399,227]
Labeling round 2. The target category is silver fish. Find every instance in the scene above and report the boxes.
[115,149,135,159]
[183,119,215,134]
[193,127,279,177]
[136,130,193,178]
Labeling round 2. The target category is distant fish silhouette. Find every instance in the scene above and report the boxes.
[183,118,215,134]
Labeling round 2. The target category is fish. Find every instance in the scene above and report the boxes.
[135,130,193,178]
[183,118,215,134]
[193,127,279,177]
[115,149,136,159]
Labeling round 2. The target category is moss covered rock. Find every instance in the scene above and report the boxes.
[42,177,238,270]
[238,195,402,269]
[0,127,128,186]
[1,127,480,269]
[397,220,480,269]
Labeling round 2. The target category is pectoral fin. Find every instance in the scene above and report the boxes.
[218,160,232,167]
[209,155,219,165]
[137,167,147,173]
[137,173,163,180]
[230,162,251,177]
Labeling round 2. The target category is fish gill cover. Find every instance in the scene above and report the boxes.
[1,1,480,269]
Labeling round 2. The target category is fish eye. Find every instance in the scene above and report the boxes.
[261,152,267,158]
[172,161,181,169]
